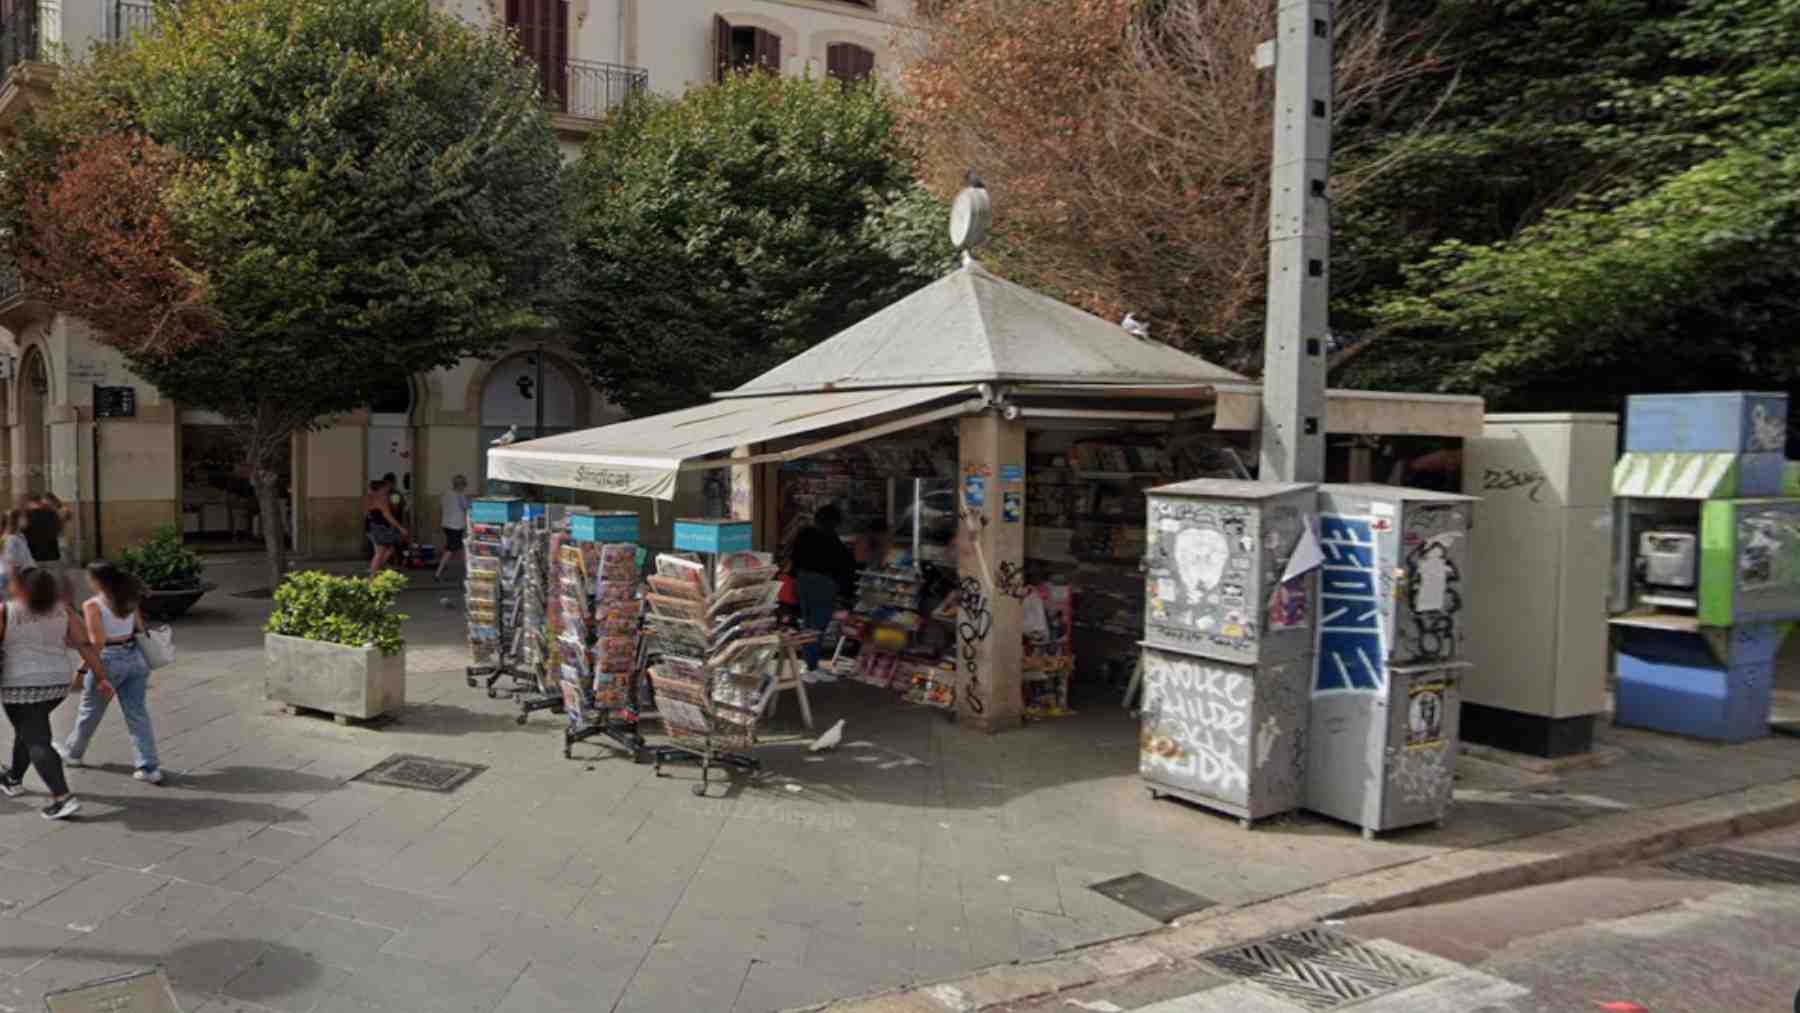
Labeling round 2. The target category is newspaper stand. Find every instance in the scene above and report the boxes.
[464,498,543,706]
[559,512,651,761]
[644,520,785,796]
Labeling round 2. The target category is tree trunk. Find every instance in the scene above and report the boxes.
[255,468,286,591]
[245,404,290,591]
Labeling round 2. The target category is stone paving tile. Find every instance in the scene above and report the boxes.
[222,947,352,1013]
[380,899,522,968]
[613,947,754,1013]
[122,880,250,930]
[733,959,879,1013]
[313,950,519,1013]
[235,827,331,865]
[148,847,258,886]
[251,873,430,932]
[0,916,84,975]
[280,914,399,973]
[476,914,644,979]
[491,959,632,1013]
[216,858,290,895]
[18,866,170,932]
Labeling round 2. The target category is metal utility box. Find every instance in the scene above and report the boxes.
[1138,646,1311,825]
[1305,484,1476,836]
[1461,413,1616,756]
[1305,662,1464,838]
[1143,480,1318,667]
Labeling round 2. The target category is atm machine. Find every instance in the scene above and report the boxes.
[1303,485,1477,838]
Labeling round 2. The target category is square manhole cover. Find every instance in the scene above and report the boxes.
[1089,873,1215,923]
[1657,847,1800,887]
[1204,927,1434,1010]
[354,754,487,793]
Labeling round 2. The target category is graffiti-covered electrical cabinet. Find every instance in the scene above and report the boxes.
[1139,480,1318,826]
[1304,485,1476,838]
[1611,392,1798,742]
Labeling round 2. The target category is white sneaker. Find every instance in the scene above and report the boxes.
[55,745,82,768]
[802,670,838,685]
[134,769,165,785]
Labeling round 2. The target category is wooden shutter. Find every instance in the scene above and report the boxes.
[715,15,733,83]
[754,28,781,75]
[828,43,875,84]
[508,0,569,111]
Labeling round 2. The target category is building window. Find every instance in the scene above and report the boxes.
[826,43,876,84]
[715,15,781,83]
[508,0,570,112]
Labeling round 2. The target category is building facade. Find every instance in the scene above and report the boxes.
[0,0,916,563]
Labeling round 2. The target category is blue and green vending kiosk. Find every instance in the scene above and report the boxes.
[1611,392,1798,742]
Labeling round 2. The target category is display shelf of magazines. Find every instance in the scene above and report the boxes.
[643,550,785,797]
[554,513,647,761]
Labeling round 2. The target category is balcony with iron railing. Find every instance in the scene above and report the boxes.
[111,0,153,42]
[541,57,647,122]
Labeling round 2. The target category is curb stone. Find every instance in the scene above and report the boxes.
[802,778,1800,1013]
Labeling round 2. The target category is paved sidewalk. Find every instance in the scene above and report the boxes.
[977,822,1800,1012]
[0,555,1794,1013]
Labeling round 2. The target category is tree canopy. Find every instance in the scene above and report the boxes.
[3,0,565,577]
[1339,0,1800,410]
[561,71,955,416]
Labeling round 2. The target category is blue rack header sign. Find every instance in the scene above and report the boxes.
[674,518,752,554]
[570,511,640,543]
[470,498,525,525]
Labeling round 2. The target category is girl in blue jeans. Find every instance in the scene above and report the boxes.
[60,562,162,784]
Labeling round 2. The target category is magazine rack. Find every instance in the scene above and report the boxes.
[557,529,651,761]
[644,549,784,796]
[464,508,545,708]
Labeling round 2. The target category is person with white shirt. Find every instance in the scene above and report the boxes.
[435,475,471,581]
[0,510,36,591]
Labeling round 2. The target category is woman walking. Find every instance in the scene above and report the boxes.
[364,479,407,576]
[1,567,110,819]
[59,562,162,784]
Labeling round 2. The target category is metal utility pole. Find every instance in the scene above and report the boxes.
[1256,0,1333,484]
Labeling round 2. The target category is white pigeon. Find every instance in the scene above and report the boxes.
[490,425,519,447]
[1121,313,1149,340]
[809,719,846,753]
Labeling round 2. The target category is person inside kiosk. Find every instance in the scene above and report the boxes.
[788,505,858,679]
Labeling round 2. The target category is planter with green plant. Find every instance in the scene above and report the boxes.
[115,525,213,620]
[264,570,408,723]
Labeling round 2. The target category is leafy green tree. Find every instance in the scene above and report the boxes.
[2,0,564,583]
[561,72,955,415]
[1336,0,1800,411]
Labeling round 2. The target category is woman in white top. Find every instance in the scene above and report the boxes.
[0,510,34,591]
[435,475,471,581]
[0,567,109,820]
[60,562,163,785]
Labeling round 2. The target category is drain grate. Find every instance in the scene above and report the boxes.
[1089,873,1215,923]
[1203,927,1434,1010]
[1657,847,1800,887]
[354,754,487,793]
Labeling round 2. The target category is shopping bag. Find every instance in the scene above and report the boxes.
[141,625,175,670]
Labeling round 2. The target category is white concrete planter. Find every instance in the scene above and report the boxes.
[264,633,406,722]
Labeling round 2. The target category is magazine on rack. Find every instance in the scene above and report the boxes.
[647,574,706,601]
[705,581,779,620]
[654,555,709,596]
[645,593,708,622]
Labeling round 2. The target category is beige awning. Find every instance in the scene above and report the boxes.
[487,385,984,501]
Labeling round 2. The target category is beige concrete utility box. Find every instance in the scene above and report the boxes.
[1461,413,1617,756]
[265,633,406,722]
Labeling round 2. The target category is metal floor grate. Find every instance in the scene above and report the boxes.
[1089,873,1215,923]
[1203,927,1434,1010]
[354,754,487,793]
[1657,847,1800,887]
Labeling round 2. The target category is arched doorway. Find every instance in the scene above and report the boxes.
[367,378,418,527]
[19,348,48,498]
[479,350,578,499]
